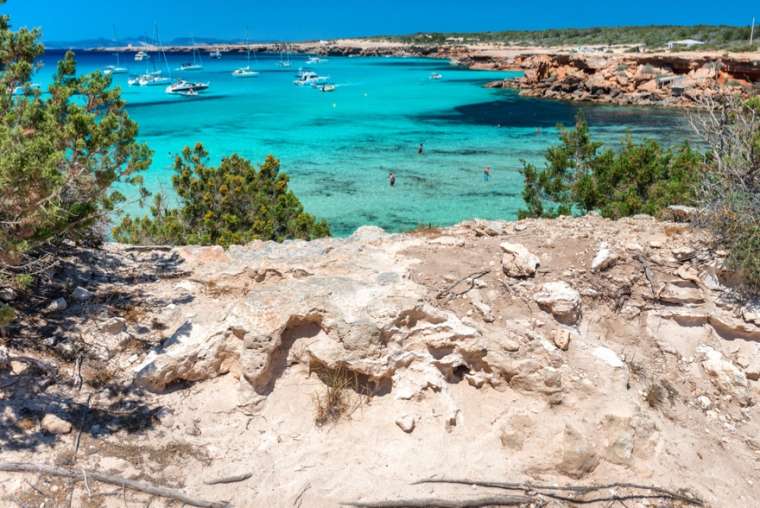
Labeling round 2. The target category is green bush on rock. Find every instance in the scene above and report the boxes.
[113,143,330,246]
[518,113,702,220]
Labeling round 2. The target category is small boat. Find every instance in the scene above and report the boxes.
[320,83,336,93]
[233,32,258,77]
[129,73,172,87]
[306,56,326,64]
[134,50,149,62]
[105,64,128,75]
[294,70,328,86]
[430,73,443,80]
[232,65,259,78]
[278,45,291,67]
[208,49,222,59]
[177,40,203,71]
[166,80,209,94]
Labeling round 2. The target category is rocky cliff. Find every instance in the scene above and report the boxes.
[1,214,759,506]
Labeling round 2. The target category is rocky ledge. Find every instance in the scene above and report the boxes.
[481,52,760,107]
[2,214,760,506]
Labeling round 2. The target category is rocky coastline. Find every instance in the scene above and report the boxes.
[95,39,760,107]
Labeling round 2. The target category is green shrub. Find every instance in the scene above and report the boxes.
[0,0,150,299]
[518,113,702,220]
[113,144,330,246]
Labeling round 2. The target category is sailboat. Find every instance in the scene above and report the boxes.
[105,26,128,75]
[129,26,172,86]
[232,31,259,78]
[278,44,291,68]
[177,37,203,71]
[134,50,149,62]
[209,49,222,59]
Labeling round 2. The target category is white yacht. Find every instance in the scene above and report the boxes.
[294,69,328,86]
[129,74,172,87]
[208,49,222,59]
[166,80,209,94]
[233,32,258,78]
[430,72,443,80]
[134,50,149,62]
[306,56,326,64]
[105,64,128,75]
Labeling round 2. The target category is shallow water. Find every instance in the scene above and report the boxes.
[36,50,696,235]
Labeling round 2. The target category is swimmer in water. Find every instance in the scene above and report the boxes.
[388,171,396,187]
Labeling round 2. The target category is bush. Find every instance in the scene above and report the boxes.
[518,113,702,220]
[691,95,760,293]
[113,144,330,246]
[0,1,150,293]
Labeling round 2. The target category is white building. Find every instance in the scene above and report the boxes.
[667,39,705,49]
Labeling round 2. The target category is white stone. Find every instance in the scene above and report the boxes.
[429,236,466,247]
[592,346,624,368]
[500,242,540,278]
[395,415,416,433]
[41,414,72,435]
[591,243,618,272]
[44,297,68,314]
[533,282,582,325]
[697,345,749,402]
[697,395,712,410]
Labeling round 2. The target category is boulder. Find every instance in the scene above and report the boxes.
[533,282,582,325]
[557,425,600,479]
[500,242,540,278]
[658,283,704,305]
[44,297,68,314]
[552,329,572,351]
[41,414,72,435]
[100,317,127,335]
[591,243,618,272]
[71,286,94,303]
[697,345,750,403]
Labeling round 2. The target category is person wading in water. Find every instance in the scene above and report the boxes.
[483,166,492,182]
[418,143,424,155]
[388,171,396,187]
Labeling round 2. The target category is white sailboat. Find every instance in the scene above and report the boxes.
[209,49,222,59]
[177,38,203,71]
[134,50,149,62]
[278,44,291,67]
[130,26,172,87]
[232,31,259,78]
[105,26,128,75]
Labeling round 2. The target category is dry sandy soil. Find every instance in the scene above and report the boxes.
[1,214,760,507]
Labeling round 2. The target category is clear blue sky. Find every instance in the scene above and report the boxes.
[3,0,757,42]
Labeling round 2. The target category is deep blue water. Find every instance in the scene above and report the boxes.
[34,50,696,235]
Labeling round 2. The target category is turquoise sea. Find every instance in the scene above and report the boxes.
[37,50,696,235]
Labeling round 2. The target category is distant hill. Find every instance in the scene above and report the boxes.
[45,35,247,49]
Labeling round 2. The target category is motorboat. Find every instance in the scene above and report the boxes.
[320,83,336,93]
[232,65,259,78]
[129,74,172,87]
[306,56,326,64]
[105,64,128,75]
[430,72,443,80]
[134,50,149,62]
[294,70,328,86]
[166,80,209,94]
[208,49,222,59]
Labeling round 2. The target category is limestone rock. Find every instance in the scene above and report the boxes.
[41,414,72,435]
[44,297,68,314]
[557,425,600,479]
[533,282,581,325]
[591,243,618,272]
[500,242,540,278]
[100,317,127,335]
[671,246,695,262]
[499,413,534,451]
[658,283,704,305]
[395,415,415,433]
[71,286,94,302]
[697,345,749,403]
[429,236,465,247]
[552,329,571,351]
[666,205,698,222]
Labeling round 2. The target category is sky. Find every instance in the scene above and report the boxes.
[2,0,758,43]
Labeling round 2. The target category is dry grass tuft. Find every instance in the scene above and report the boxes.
[312,364,372,427]
[645,382,667,409]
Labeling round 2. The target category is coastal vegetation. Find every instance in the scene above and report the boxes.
[518,114,701,220]
[112,144,330,246]
[0,0,151,326]
[384,25,758,52]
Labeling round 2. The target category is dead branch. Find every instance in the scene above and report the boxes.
[436,270,490,300]
[72,393,92,462]
[8,355,58,377]
[0,462,228,508]
[413,478,703,506]
[635,255,657,298]
[202,472,253,485]
[344,494,535,508]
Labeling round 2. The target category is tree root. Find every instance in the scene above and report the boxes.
[413,478,704,506]
[0,462,228,508]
